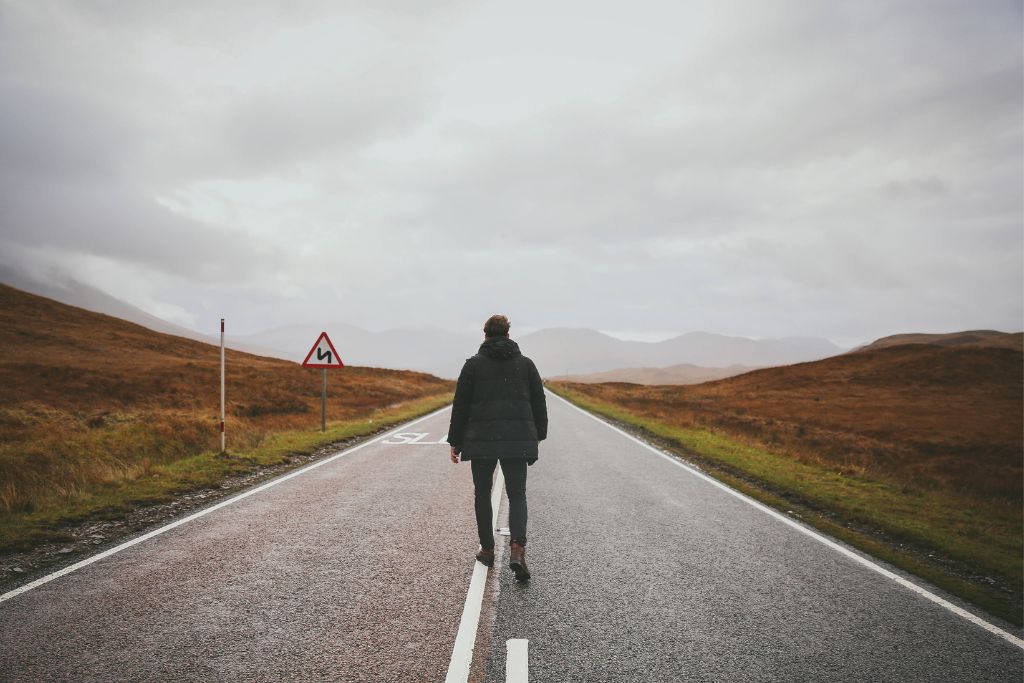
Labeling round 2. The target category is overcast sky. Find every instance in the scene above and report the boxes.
[0,0,1021,347]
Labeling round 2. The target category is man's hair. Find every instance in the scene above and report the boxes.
[483,314,511,338]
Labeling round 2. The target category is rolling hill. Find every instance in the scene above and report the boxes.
[550,330,1023,386]
[553,341,1022,497]
[0,265,286,358]
[851,329,1023,353]
[0,283,453,550]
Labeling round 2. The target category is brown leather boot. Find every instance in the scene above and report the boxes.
[509,541,530,581]
[475,547,495,567]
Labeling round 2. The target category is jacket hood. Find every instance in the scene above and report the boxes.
[479,336,521,360]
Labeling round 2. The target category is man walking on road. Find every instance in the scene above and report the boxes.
[448,314,547,581]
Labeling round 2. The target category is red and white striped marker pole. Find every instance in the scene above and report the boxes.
[220,318,225,453]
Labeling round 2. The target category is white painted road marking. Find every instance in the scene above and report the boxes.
[445,464,506,683]
[505,639,529,683]
[380,432,449,445]
[0,405,454,605]
[549,390,1024,650]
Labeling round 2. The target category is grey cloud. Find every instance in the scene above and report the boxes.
[171,67,435,182]
[0,80,137,182]
[384,0,1022,261]
[55,0,474,33]
[0,77,280,282]
[0,0,1019,347]
[0,173,281,283]
[878,177,949,200]
[0,0,444,286]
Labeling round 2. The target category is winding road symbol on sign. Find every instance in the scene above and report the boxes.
[302,332,344,368]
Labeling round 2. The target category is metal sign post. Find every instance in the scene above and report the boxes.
[220,318,225,453]
[302,331,344,433]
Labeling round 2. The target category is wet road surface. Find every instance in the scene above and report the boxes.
[1,393,1021,682]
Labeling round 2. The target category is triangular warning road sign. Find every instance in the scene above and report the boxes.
[302,332,344,368]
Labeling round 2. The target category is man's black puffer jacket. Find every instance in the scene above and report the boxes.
[447,336,548,462]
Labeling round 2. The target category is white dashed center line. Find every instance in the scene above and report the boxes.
[505,638,529,682]
[444,464,506,682]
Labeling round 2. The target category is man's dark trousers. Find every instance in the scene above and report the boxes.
[471,458,528,549]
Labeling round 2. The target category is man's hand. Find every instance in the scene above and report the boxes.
[450,446,460,464]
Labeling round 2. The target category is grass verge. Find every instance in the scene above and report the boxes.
[549,383,1023,627]
[0,392,453,555]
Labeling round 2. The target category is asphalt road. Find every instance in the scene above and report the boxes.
[1,392,1021,682]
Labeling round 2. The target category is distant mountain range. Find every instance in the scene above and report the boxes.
[233,327,1024,379]
[0,270,847,378]
[518,328,844,377]
[229,326,845,379]
[556,363,762,385]
[563,330,1023,386]
[6,271,1019,382]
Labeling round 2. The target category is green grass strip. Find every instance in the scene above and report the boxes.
[549,383,1022,626]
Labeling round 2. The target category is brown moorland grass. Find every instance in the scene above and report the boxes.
[559,345,1022,498]
[0,284,454,549]
[854,330,1024,353]
[549,343,1023,624]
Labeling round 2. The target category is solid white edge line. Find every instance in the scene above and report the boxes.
[547,389,1024,650]
[445,463,506,683]
[0,404,454,605]
[505,638,528,683]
